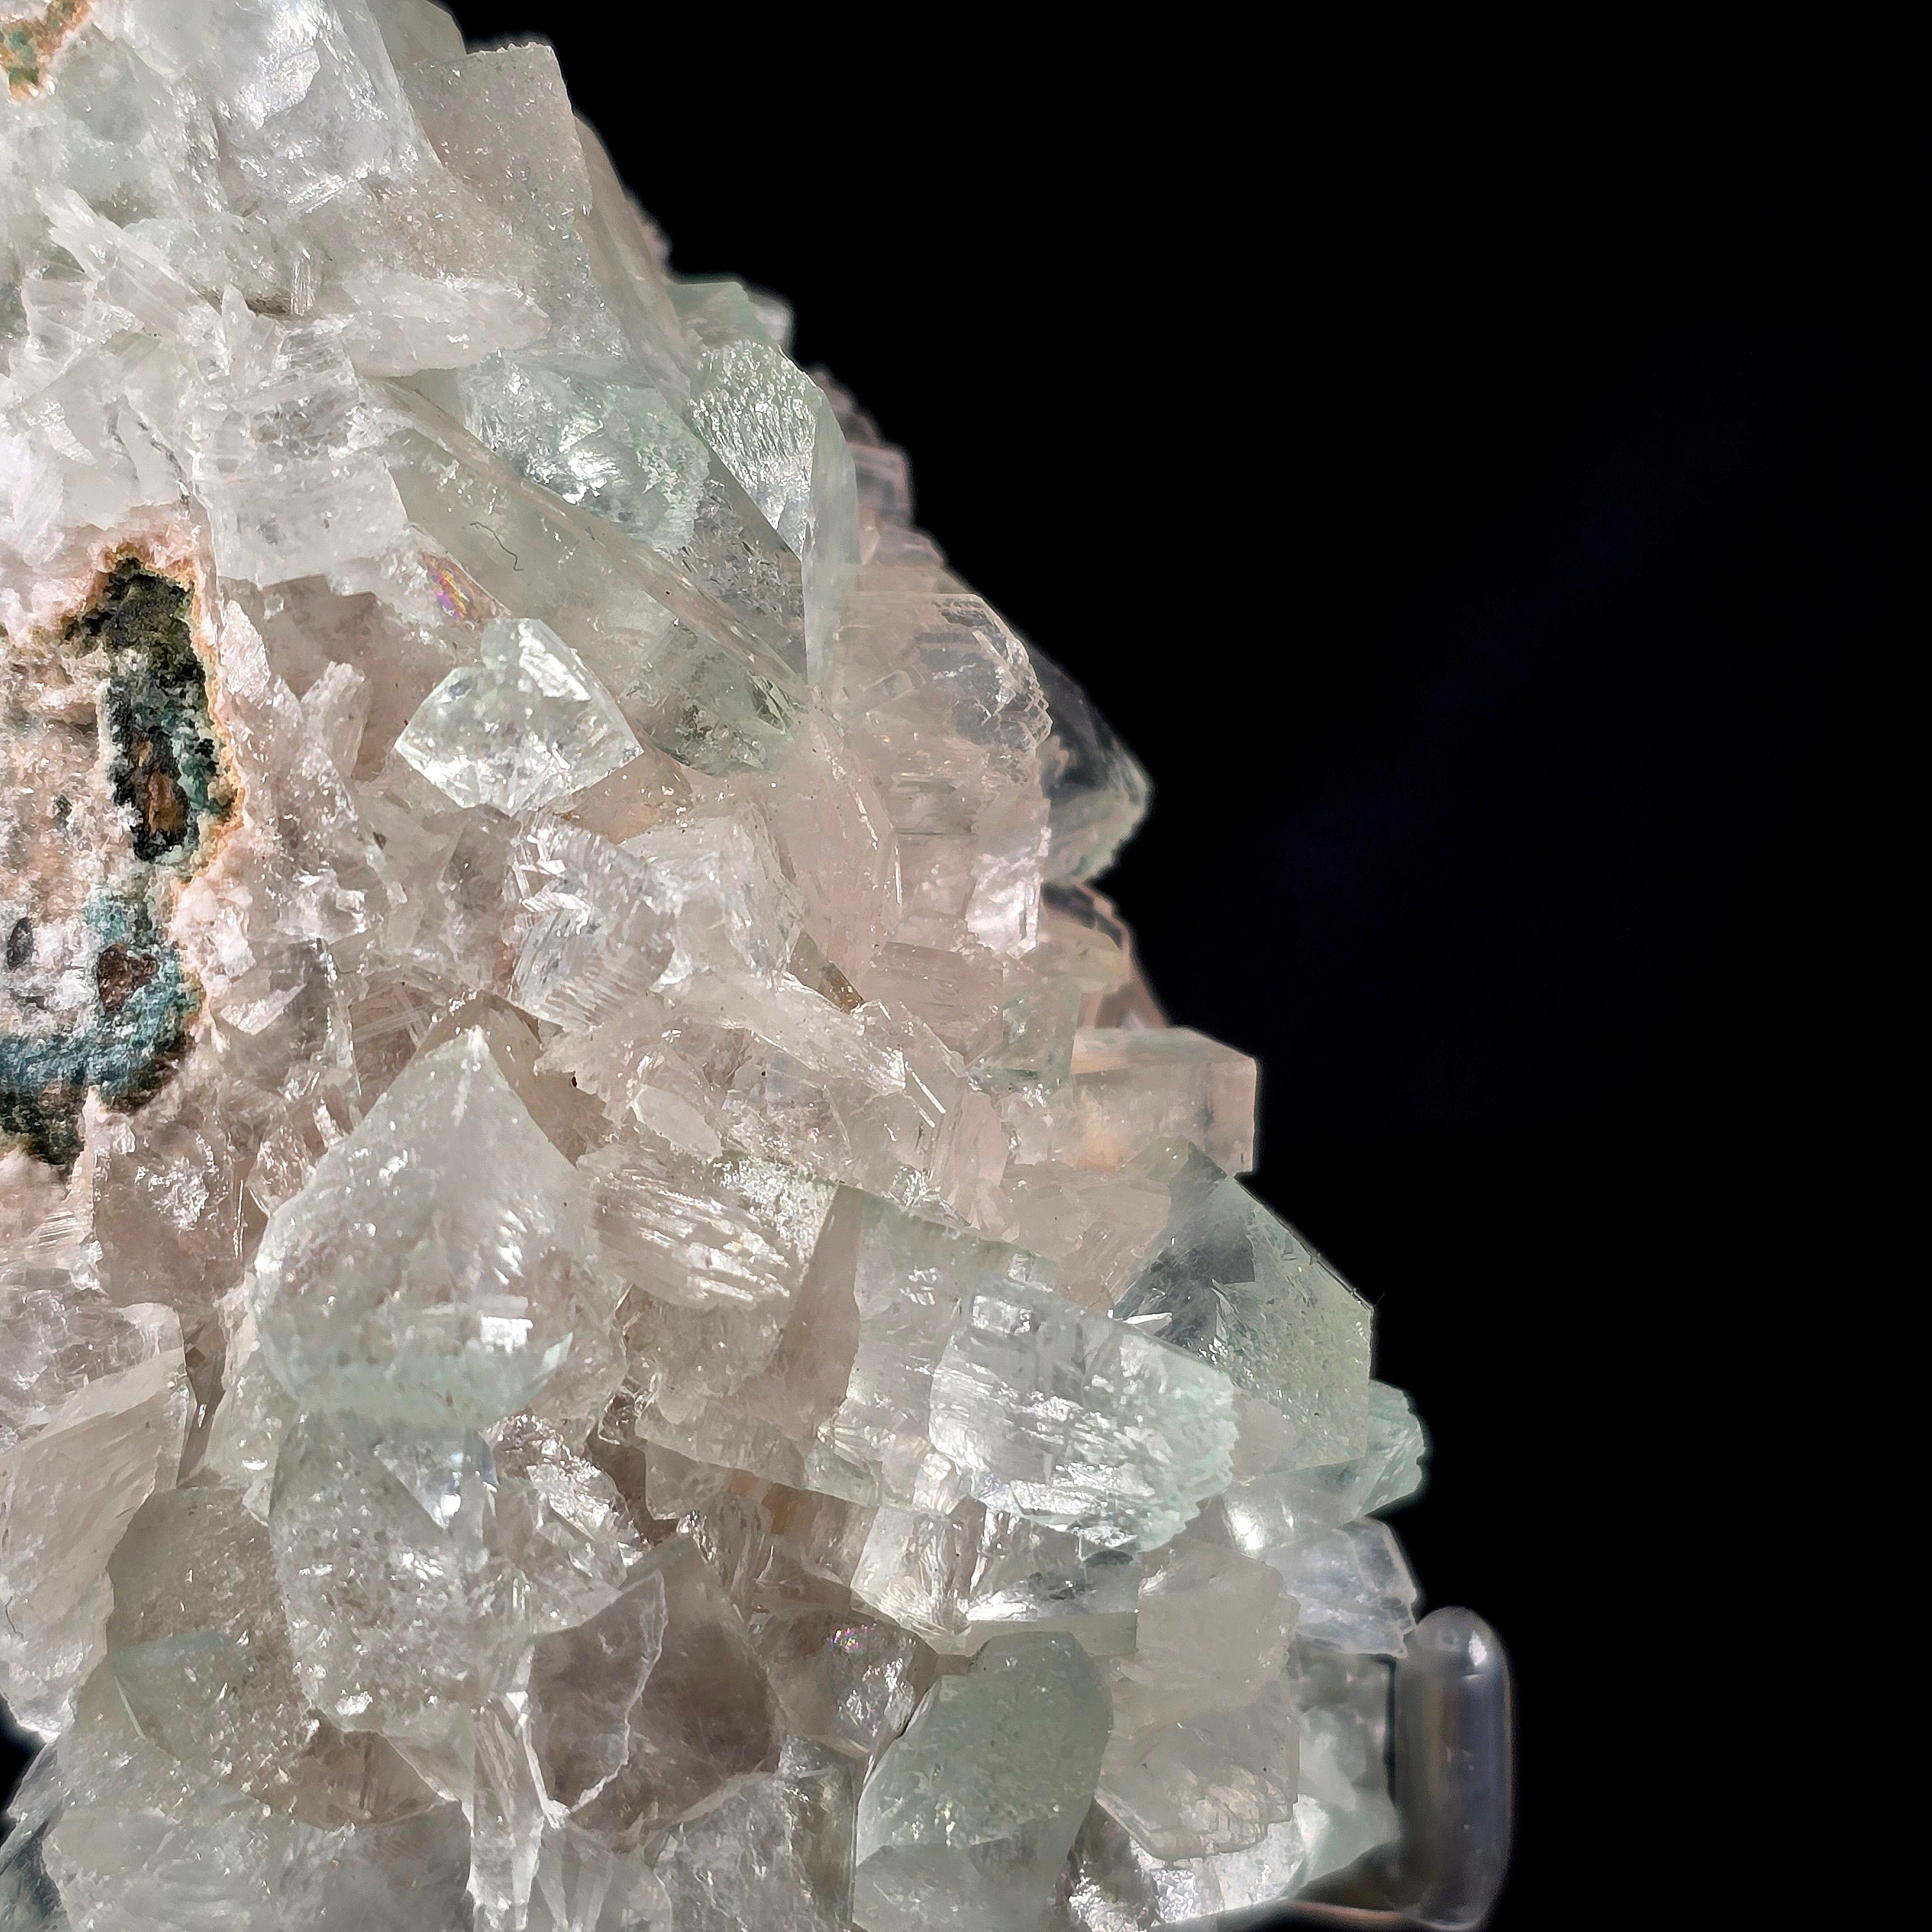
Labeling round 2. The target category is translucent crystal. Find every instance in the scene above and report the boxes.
[585,1139,836,1315]
[468,1691,552,1932]
[853,1632,1109,1932]
[396,615,642,815]
[105,1486,316,1806]
[746,1607,932,1758]
[1288,1642,1400,1887]
[268,1412,524,1738]
[250,1027,617,1429]
[653,1738,857,1932]
[528,1571,668,1813]
[1098,1540,1300,1858]
[1260,1519,1421,1656]
[1099,1678,1300,1863]
[0,1291,190,1736]
[929,1275,1238,1551]
[1219,1379,1427,1551]
[1023,1029,1259,1175]
[1112,1141,1373,1468]
[805,1192,1044,1516]
[1031,646,1153,885]
[687,331,859,672]
[39,1658,294,1931]
[845,1503,1142,1658]
[1107,1539,1297,1729]
[566,1537,782,1845]
[457,355,710,553]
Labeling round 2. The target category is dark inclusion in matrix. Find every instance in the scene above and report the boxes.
[1,557,234,1170]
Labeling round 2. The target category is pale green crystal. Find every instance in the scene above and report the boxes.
[1112,1141,1373,1468]
[1286,1643,1400,1886]
[1220,1379,1426,1552]
[105,1486,316,1807]
[853,1632,1109,1932]
[380,395,805,777]
[457,354,710,552]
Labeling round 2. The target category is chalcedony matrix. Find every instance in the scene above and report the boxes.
[0,5,1428,1927]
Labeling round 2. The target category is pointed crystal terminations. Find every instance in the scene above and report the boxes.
[396,615,642,815]
[0,5,1454,1926]
[249,1029,617,1428]
[1112,1140,1374,1466]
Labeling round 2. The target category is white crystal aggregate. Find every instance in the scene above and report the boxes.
[0,5,1428,1926]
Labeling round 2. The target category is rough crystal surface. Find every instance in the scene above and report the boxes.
[854,1632,1109,1932]
[929,1275,1237,1552]
[1,7,1435,1924]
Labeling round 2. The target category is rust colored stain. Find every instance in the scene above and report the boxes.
[3,0,93,100]
[93,942,159,1014]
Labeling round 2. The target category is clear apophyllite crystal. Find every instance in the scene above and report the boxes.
[250,1027,620,1429]
[0,5,1444,1926]
[396,615,642,815]
[929,1276,1237,1550]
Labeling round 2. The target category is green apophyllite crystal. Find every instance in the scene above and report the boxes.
[853,1632,1110,1931]
[1113,1139,1374,1467]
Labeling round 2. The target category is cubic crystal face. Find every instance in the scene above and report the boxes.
[0,6,1436,1927]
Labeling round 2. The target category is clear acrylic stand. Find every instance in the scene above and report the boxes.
[1255,1607,1515,1931]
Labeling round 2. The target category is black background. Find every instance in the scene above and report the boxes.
[5,11,1901,1929]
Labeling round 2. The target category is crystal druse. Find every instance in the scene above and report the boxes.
[0,5,1429,1927]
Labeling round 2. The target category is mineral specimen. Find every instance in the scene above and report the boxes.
[0,4,1432,1926]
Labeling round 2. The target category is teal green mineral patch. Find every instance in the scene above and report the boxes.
[0,898,201,1169]
[0,557,231,1171]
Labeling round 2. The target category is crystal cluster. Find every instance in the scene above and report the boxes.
[0,6,1428,1926]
